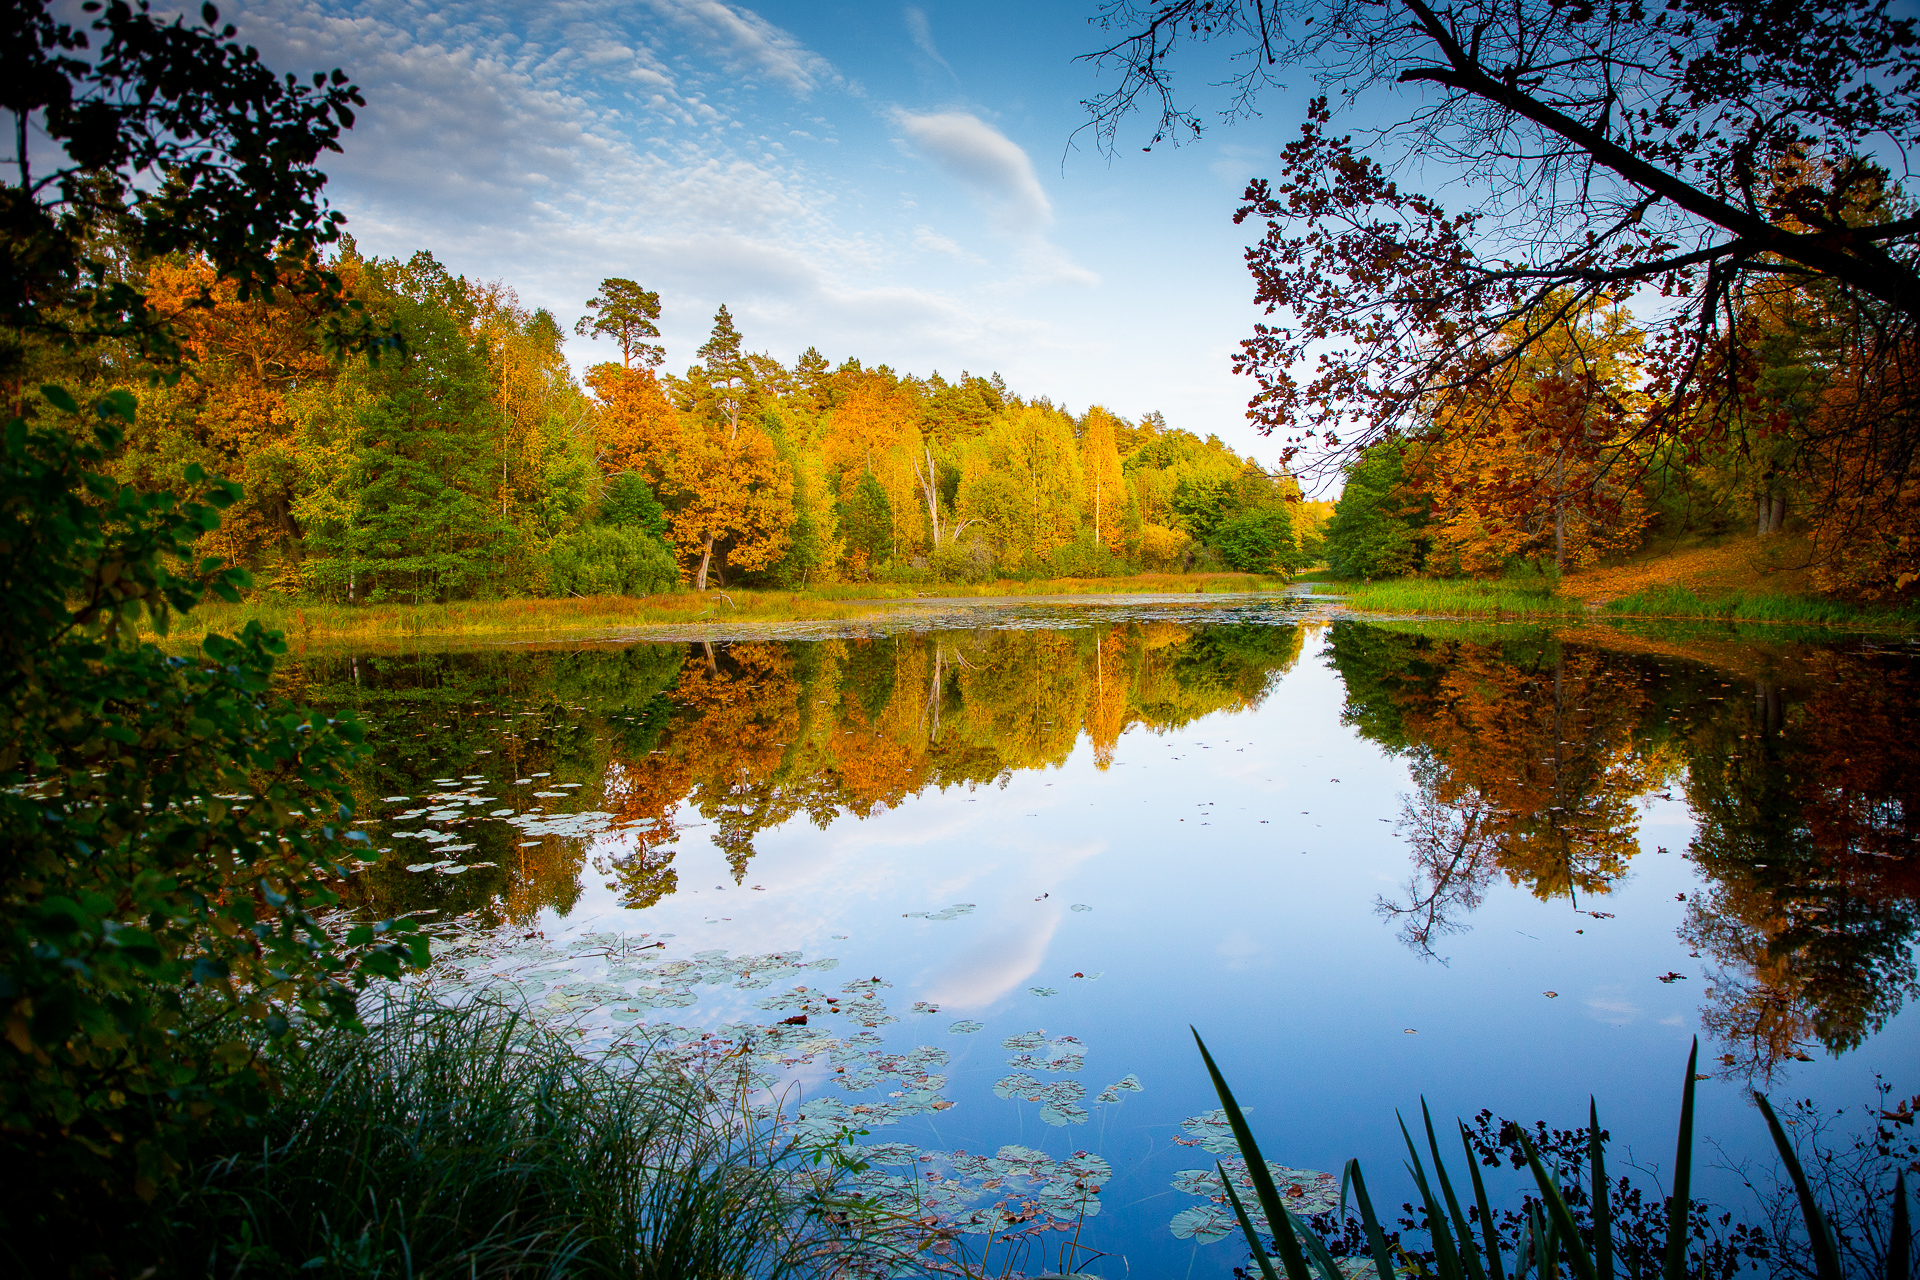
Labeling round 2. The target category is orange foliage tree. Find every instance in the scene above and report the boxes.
[1412,300,1650,574]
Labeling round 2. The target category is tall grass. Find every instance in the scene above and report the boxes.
[1321,577,1584,619]
[103,993,866,1279]
[1320,577,1920,630]
[1601,585,1920,628]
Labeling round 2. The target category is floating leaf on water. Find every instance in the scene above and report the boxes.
[1001,1030,1047,1052]
[948,1020,984,1034]
[1070,904,1093,913]
[910,1001,940,1014]
[1169,1204,1236,1244]
[1028,986,1058,998]
[1176,1108,1240,1155]
[381,795,410,803]
[489,808,514,816]
[1073,971,1103,981]
[993,1072,1042,1099]
[1039,1099,1089,1126]
[1095,1073,1143,1103]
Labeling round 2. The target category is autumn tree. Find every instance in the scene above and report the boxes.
[671,307,793,589]
[1083,0,1920,587]
[587,362,679,489]
[1082,406,1127,551]
[958,404,1086,565]
[1412,298,1651,573]
[574,277,664,370]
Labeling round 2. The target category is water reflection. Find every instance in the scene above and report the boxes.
[293,619,1307,922]
[290,617,1918,1086]
[1323,622,1920,1079]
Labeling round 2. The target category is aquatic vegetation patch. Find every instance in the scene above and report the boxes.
[903,903,977,921]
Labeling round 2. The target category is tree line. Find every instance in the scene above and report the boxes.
[1313,290,1907,590]
[46,251,1321,604]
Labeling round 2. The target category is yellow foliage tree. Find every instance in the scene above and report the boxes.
[957,405,1085,564]
[1082,406,1127,551]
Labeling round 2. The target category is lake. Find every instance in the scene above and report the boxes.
[300,593,1920,1277]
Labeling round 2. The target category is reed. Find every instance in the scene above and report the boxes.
[1194,1032,1914,1280]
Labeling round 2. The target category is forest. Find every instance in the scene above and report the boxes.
[44,252,1318,605]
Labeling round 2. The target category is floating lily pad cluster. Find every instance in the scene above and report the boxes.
[991,1031,1094,1125]
[847,1143,1112,1236]
[1167,1107,1339,1244]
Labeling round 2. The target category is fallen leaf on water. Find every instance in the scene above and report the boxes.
[1543,991,1558,998]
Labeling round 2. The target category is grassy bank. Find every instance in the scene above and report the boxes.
[146,572,1291,648]
[1316,536,1920,630]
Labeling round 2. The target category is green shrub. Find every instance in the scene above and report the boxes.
[547,524,680,596]
[931,535,997,583]
[1215,504,1303,575]
[1042,536,1133,578]
[599,473,670,538]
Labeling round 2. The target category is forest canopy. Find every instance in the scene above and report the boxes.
[69,257,1313,600]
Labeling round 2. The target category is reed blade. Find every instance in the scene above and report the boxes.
[1401,1111,1468,1280]
[1755,1090,1844,1280]
[1518,1130,1597,1280]
[1591,1099,1612,1280]
[1346,1158,1404,1280]
[1888,1168,1909,1280]
[1424,1099,1489,1280]
[1221,1160,1283,1280]
[1461,1120,1507,1280]
[1194,1028,1315,1280]
[1662,1038,1699,1280]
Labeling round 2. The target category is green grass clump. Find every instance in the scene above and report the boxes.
[94,994,859,1279]
[1322,577,1585,618]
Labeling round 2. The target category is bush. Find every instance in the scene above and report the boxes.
[1043,536,1133,578]
[1137,523,1192,571]
[599,473,670,538]
[547,524,680,596]
[0,396,425,1234]
[931,534,997,583]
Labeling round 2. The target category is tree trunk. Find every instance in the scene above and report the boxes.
[1771,493,1787,534]
[696,535,714,591]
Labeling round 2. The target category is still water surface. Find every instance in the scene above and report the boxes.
[301,596,1920,1275]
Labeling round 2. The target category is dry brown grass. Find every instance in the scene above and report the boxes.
[1560,535,1817,605]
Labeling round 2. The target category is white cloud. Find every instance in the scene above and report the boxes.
[640,0,841,96]
[894,110,1052,232]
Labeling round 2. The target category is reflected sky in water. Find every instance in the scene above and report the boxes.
[299,600,1920,1277]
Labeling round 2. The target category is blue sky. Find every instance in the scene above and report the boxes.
[221,0,1320,473]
